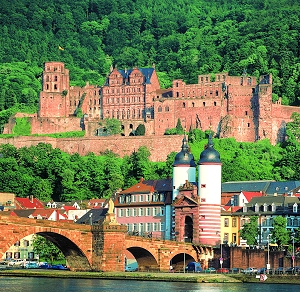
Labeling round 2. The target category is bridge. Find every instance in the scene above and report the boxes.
[0,215,214,272]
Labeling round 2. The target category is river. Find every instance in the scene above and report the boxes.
[0,277,297,292]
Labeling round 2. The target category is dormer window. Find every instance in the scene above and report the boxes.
[293,203,298,213]
[263,203,268,212]
[272,203,276,212]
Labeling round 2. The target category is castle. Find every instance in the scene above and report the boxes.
[4,61,300,145]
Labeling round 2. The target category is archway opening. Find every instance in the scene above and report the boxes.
[127,247,158,272]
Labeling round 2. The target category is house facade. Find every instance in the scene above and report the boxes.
[114,178,173,239]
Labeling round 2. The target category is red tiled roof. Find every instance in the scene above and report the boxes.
[61,206,77,211]
[120,178,172,194]
[15,197,44,209]
[241,191,263,202]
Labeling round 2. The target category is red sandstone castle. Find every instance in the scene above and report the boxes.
[4,61,300,144]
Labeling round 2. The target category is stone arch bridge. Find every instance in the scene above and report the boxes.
[0,215,214,272]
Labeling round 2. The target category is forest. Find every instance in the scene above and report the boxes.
[1,0,300,118]
[1,113,300,202]
[1,0,300,201]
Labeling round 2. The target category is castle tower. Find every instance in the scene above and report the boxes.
[172,135,196,200]
[198,135,222,246]
[39,62,70,118]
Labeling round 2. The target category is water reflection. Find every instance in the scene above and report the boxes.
[0,277,296,292]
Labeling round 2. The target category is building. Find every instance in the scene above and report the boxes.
[4,62,300,145]
[114,178,173,239]
[173,135,222,246]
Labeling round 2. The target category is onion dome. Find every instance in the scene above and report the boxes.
[173,136,196,167]
[198,134,221,164]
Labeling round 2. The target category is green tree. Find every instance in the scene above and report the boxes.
[135,124,145,136]
[176,118,184,134]
[99,118,122,135]
[239,216,258,245]
[272,216,290,249]
[32,235,65,264]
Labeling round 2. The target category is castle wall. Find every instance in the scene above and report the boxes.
[0,135,183,162]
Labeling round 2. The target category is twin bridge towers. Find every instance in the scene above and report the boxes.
[0,207,214,272]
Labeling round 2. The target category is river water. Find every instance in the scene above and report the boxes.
[0,277,297,292]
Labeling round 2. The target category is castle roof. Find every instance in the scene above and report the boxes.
[173,136,196,167]
[198,135,221,164]
[118,68,155,84]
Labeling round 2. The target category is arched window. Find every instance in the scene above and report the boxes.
[127,109,130,119]
[165,106,169,112]
[158,106,162,112]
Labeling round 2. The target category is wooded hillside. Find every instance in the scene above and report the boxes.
[1,0,300,114]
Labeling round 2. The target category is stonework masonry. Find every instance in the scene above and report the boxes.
[3,62,300,157]
[0,135,183,162]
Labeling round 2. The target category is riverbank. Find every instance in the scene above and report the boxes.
[0,270,300,284]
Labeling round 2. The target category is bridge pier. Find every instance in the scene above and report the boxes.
[91,213,127,272]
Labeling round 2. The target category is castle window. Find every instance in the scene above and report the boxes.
[216,90,218,96]
[176,82,179,87]
[247,77,252,85]
[240,77,243,85]
[245,111,248,115]
[46,84,49,90]
[247,123,250,127]
[252,88,255,93]
[122,98,125,103]
[214,101,217,106]
[94,100,96,105]
[138,88,140,92]
[127,109,130,119]
[117,111,120,119]
[223,75,226,80]
[165,106,169,112]
[158,106,162,112]
[192,102,195,107]
[183,102,186,108]
[54,84,58,90]
[46,76,49,82]
[112,110,114,118]
[106,98,109,104]
[54,76,57,81]
[132,109,135,118]
[201,77,203,82]
[138,108,141,118]
[206,77,208,82]
[203,102,206,106]
[176,92,179,98]
[122,110,125,119]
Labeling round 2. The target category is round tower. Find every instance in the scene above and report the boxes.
[172,135,196,200]
[197,135,222,246]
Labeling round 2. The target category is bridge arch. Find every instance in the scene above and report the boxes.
[126,247,158,271]
[37,232,91,271]
[0,216,93,271]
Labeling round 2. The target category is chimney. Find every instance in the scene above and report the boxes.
[30,195,34,203]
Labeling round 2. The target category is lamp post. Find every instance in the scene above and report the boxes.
[220,240,223,269]
[267,233,272,272]
[292,232,295,268]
